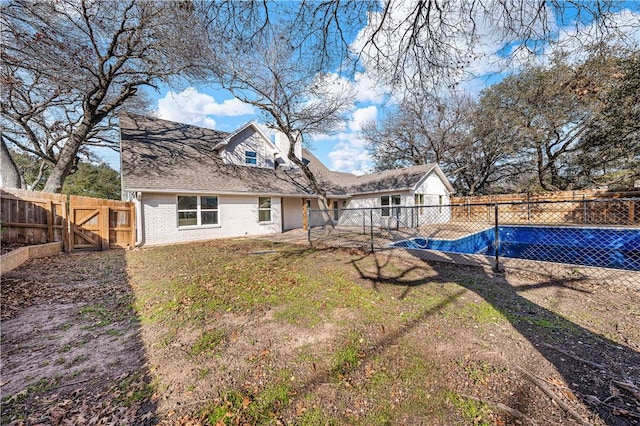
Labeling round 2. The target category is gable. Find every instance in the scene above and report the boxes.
[119,113,313,195]
[413,166,454,194]
[220,125,277,169]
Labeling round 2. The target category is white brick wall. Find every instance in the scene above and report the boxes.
[141,192,283,246]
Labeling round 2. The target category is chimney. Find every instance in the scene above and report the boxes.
[274,130,302,167]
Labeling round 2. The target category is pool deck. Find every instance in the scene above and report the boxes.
[416,222,492,240]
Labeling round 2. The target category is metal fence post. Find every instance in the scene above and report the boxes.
[494,202,501,272]
[583,194,587,223]
[307,207,311,244]
[370,209,374,253]
[362,209,366,235]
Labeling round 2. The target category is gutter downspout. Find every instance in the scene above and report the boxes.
[134,193,144,247]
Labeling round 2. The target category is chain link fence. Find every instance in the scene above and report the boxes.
[308,198,640,286]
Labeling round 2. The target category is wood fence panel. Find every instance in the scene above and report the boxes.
[1,188,67,248]
[68,195,135,251]
[2,188,133,251]
[450,190,640,225]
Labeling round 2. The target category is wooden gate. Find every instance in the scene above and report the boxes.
[69,196,135,251]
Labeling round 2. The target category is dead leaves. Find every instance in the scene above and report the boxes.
[2,373,156,426]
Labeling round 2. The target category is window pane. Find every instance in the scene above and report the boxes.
[245,151,257,165]
[382,207,390,217]
[259,210,271,222]
[178,211,197,226]
[178,196,197,210]
[259,197,271,209]
[201,211,218,225]
[381,195,389,206]
[391,195,401,205]
[202,196,218,210]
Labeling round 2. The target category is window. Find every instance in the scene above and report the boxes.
[439,195,444,213]
[177,195,218,227]
[258,197,271,222]
[245,150,257,165]
[381,195,401,217]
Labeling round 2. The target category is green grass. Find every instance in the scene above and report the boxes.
[446,392,493,425]
[121,238,611,425]
[115,372,155,407]
[79,303,131,329]
[331,331,363,377]
[203,379,293,425]
[190,329,226,356]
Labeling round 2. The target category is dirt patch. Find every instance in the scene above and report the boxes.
[1,242,31,256]
[1,241,639,425]
[1,251,155,425]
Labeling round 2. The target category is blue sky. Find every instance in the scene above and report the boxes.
[98,3,639,175]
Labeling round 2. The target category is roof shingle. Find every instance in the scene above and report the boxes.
[119,113,449,197]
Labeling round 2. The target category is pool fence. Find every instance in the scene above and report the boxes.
[308,197,640,286]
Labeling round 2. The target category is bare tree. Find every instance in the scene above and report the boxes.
[362,93,468,169]
[1,0,207,191]
[355,0,632,91]
[361,92,525,195]
[203,3,355,214]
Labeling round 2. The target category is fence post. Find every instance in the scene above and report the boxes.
[493,203,501,272]
[307,207,311,244]
[527,193,531,223]
[370,209,374,253]
[583,194,587,224]
[100,206,110,250]
[46,199,54,243]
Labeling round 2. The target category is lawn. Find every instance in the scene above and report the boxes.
[1,238,639,425]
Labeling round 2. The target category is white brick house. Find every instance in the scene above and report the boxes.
[119,113,454,246]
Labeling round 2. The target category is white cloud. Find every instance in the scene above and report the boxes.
[349,106,378,131]
[352,72,388,104]
[156,87,254,129]
[328,137,373,176]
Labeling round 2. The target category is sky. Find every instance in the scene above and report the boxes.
[97,2,639,175]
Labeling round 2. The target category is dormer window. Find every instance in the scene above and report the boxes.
[245,150,257,165]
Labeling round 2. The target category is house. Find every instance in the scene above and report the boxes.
[119,113,454,246]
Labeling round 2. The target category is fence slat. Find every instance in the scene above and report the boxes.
[2,188,135,251]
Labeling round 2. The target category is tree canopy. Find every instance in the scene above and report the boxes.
[1,0,206,192]
[2,0,637,195]
[363,46,640,194]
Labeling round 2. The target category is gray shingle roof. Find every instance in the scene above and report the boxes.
[120,113,450,197]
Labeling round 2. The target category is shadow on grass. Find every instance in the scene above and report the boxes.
[349,249,640,425]
[0,250,156,424]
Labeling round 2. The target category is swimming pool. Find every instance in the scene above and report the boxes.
[390,226,640,271]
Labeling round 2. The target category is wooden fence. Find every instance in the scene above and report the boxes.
[450,189,640,225]
[0,189,68,248]
[1,188,135,251]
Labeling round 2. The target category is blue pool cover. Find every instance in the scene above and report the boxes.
[391,226,640,271]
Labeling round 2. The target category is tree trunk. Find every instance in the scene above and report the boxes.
[284,132,335,231]
[1,137,22,189]
[43,121,92,193]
